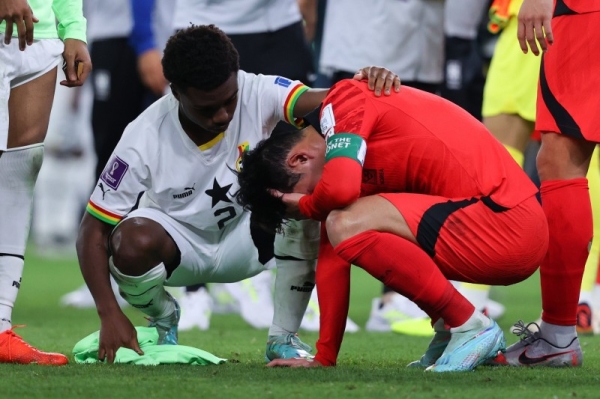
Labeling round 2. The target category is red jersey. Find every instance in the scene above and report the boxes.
[300,80,538,366]
[299,80,537,221]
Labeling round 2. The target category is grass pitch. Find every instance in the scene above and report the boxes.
[2,249,599,399]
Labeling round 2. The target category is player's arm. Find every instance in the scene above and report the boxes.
[130,0,167,96]
[292,66,402,119]
[299,83,376,220]
[52,0,92,86]
[299,153,364,221]
[268,235,351,368]
[77,213,143,364]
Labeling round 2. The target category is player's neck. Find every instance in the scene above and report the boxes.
[178,110,222,147]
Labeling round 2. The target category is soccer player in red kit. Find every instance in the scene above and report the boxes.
[483,0,600,367]
[236,79,549,372]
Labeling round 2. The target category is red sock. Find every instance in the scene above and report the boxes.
[540,178,592,325]
[334,230,474,327]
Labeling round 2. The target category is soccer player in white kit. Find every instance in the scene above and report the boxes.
[77,25,400,363]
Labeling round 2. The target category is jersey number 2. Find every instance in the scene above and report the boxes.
[215,206,236,229]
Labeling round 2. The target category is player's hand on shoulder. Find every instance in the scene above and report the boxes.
[60,39,92,88]
[517,0,554,55]
[98,311,143,364]
[353,66,401,97]
[267,358,323,368]
[0,0,38,50]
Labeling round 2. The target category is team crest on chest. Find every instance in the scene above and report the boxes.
[236,141,250,172]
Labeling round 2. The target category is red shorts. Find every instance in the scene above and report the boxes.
[536,11,600,141]
[378,194,548,286]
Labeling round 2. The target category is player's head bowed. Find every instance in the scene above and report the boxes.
[235,131,306,233]
[162,24,239,92]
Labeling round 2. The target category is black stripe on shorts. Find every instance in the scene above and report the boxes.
[416,196,509,257]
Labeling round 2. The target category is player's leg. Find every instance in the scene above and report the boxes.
[108,213,181,345]
[326,195,503,372]
[518,133,593,362]
[266,219,318,361]
[454,115,533,315]
[0,40,67,365]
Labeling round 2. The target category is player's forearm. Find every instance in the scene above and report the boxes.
[299,157,362,220]
[313,241,352,366]
[294,89,329,118]
[76,213,121,316]
[130,0,156,56]
[52,0,87,42]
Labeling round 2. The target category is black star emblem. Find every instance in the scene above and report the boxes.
[205,178,233,208]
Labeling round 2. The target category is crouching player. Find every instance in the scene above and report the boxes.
[236,79,549,371]
[76,25,400,363]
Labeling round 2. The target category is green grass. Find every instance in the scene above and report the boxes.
[2,249,600,399]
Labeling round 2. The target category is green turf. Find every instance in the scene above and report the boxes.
[1,249,599,399]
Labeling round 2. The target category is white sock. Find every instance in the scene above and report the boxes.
[579,291,593,305]
[269,258,316,336]
[450,310,490,333]
[0,256,24,332]
[270,219,319,336]
[456,283,490,311]
[109,258,175,320]
[0,144,44,332]
[540,321,577,347]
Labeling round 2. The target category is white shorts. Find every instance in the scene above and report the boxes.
[124,207,274,286]
[0,39,63,150]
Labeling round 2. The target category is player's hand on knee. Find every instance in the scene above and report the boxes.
[0,0,38,50]
[353,66,401,96]
[98,312,144,364]
[517,0,554,55]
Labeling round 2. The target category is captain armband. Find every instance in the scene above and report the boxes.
[325,133,367,166]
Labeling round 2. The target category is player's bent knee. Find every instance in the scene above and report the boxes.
[110,217,168,276]
[326,209,363,247]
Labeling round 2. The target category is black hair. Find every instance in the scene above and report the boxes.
[162,25,240,92]
[235,131,306,233]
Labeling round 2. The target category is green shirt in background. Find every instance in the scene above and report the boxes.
[0,0,87,42]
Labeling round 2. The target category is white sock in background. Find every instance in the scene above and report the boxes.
[0,144,45,332]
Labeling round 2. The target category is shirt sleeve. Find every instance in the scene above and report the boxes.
[298,82,378,220]
[313,227,352,367]
[52,0,87,42]
[130,0,156,56]
[86,127,152,226]
[251,74,310,133]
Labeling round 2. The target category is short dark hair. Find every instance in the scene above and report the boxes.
[162,25,240,92]
[235,131,305,233]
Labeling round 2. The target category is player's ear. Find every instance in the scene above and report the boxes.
[288,152,309,168]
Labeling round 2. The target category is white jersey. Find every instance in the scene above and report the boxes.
[172,0,301,34]
[320,0,444,83]
[87,71,309,234]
